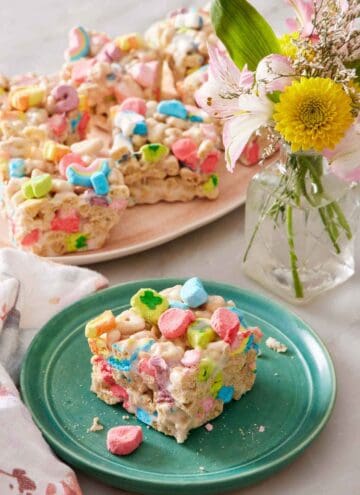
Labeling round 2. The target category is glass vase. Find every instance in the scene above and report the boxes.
[243,144,360,304]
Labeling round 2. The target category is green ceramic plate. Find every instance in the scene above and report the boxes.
[20,279,336,494]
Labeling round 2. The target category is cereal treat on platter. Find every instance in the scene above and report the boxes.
[86,278,262,443]
[2,146,129,256]
[109,97,222,205]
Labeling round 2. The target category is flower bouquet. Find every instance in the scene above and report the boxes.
[197,0,360,303]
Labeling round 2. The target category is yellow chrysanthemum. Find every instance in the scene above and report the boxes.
[274,77,354,151]
[278,32,300,60]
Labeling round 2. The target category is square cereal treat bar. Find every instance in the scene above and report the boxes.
[2,154,129,255]
[109,97,222,205]
[86,278,262,443]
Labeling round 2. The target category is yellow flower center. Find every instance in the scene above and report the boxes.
[273,77,354,152]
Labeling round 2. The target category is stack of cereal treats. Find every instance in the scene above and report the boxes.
[86,278,262,443]
[0,6,258,256]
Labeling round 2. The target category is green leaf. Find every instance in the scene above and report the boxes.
[211,0,281,71]
[267,90,281,103]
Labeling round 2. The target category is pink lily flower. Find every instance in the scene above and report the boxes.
[223,93,274,172]
[286,0,316,37]
[195,43,254,120]
[325,121,360,182]
[256,54,296,94]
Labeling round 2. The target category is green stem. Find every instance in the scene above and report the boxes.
[318,207,341,254]
[331,201,353,240]
[286,205,304,299]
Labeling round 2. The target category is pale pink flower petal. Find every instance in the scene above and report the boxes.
[195,43,254,119]
[256,54,295,94]
[325,123,360,182]
[223,94,273,171]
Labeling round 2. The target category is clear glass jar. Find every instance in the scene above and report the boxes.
[243,145,360,304]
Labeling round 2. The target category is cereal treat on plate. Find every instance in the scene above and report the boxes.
[2,148,129,255]
[86,278,262,443]
[109,97,222,205]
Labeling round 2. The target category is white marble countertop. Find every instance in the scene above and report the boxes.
[1,1,359,494]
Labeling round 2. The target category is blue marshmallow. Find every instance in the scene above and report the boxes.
[133,120,148,135]
[180,277,208,308]
[169,299,189,310]
[136,407,157,426]
[9,158,25,178]
[217,385,234,403]
[91,171,109,195]
[157,100,188,120]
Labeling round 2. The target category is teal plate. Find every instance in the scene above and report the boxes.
[20,279,336,494]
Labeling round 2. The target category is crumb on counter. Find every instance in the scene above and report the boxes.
[259,425,265,433]
[205,423,213,432]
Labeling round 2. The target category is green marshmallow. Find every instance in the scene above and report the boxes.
[131,288,169,324]
[198,358,215,382]
[21,180,35,199]
[32,174,52,198]
[187,318,217,349]
[210,371,223,397]
[140,143,169,163]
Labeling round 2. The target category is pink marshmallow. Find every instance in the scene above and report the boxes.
[119,97,147,116]
[210,307,240,344]
[48,113,68,137]
[71,59,95,84]
[202,397,215,413]
[181,349,201,367]
[59,153,86,178]
[114,78,144,102]
[128,61,159,88]
[158,308,195,339]
[171,138,198,168]
[97,42,122,63]
[51,84,79,113]
[107,425,143,456]
[110,384,129,401]
[200,150,221,174]
[51,211,80,233]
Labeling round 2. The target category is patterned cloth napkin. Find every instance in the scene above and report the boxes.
[0,248,108,495]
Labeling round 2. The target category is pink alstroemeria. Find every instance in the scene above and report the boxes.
[286,0,317,37]
[325,121,360,182]
[256,54,295,94]
[223,94,274,172]
[195,43,254,119]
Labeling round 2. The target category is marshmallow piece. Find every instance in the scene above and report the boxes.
[110,384,128,401]
[181,349,201,367]
[51,212,80,233]
[210,307,240,345]
[66,232,88,252]
[133,120,148,136]
[203,174,219,194]
[198,358,215,382]
[120,97,147,116]
[130,288,169,325]
[140,143,169,163]
[10,85,45,111]
[169,300,189,310]
[71,58,95,84]
[21,229,40,247]
[59,152,86,178]
[158,308,195,339]
[9,158,25,178]
[97,42,121,63]
[228,306,249,329]
[180,277,208,307]
[210,371,223,398]
[115,33,143,51]
[171,138,198,167]
[66,158,110,188]
[157,100,187,120]
[22,174,52,199]
[107,425,143,456]
[91,171,109,195]
[85,310,116,338]
[200,150,221,174]
[43,140,70,162]
[128,61,159,88]
[51,84,79,113]
[217,385,234,403]
[113,110,145,137]
[187,318,216,349]
[48,113,68,137]
[67,26,90,61]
